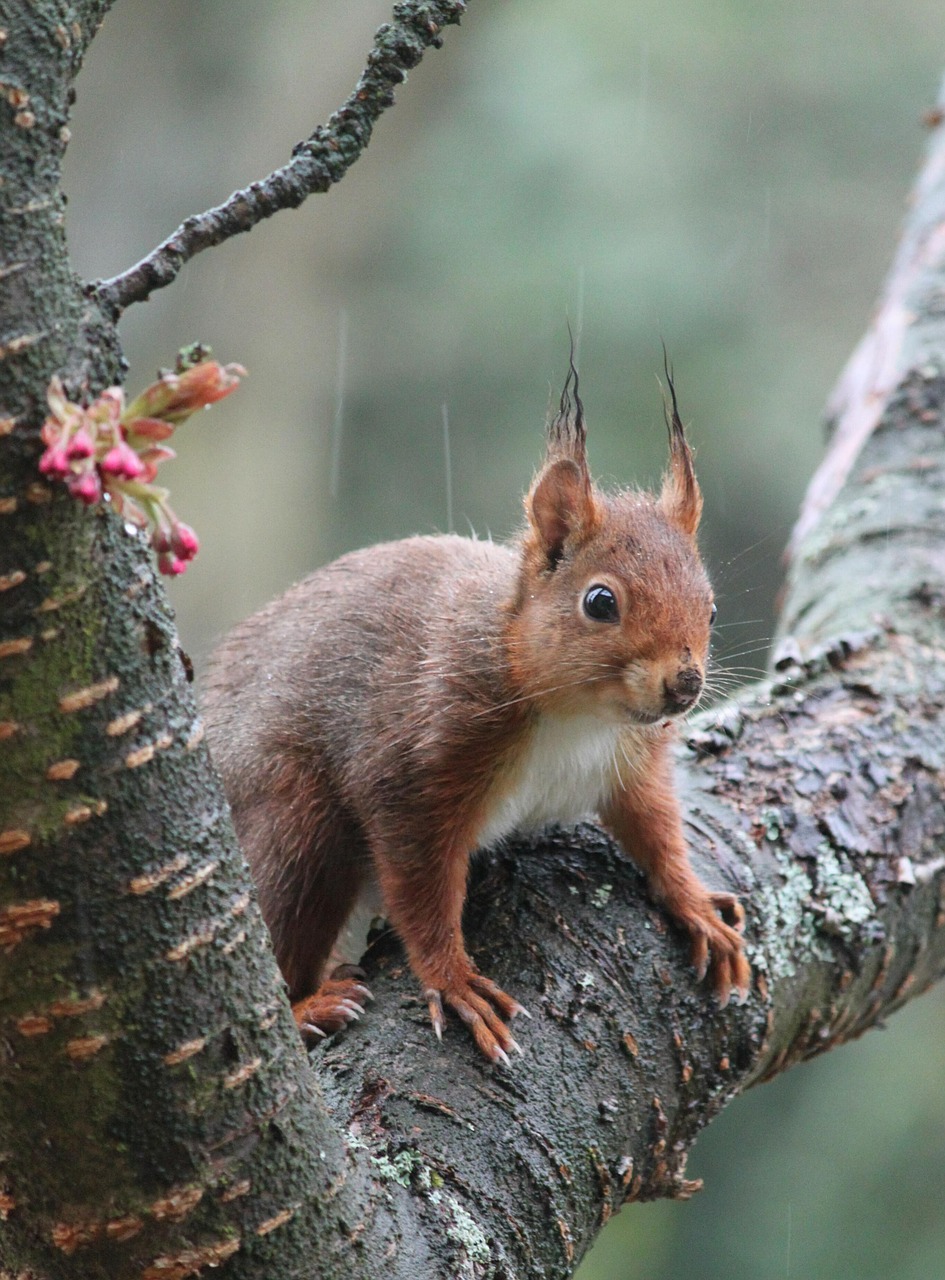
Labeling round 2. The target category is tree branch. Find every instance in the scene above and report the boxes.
[85,0,468,320]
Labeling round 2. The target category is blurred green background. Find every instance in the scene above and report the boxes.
[64,2,945,1275]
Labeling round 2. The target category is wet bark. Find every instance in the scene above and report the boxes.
[2,7,945,1280]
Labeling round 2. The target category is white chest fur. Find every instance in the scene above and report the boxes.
[476,711,630,849]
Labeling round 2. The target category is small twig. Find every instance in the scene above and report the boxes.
[86,1,467,319]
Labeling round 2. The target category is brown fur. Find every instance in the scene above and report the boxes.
[201,368,750,1064]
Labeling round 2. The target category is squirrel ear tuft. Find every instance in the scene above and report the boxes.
[545,345,588,470]
[659,352,703,538]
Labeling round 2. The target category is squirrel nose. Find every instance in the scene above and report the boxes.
[662,667,703,715]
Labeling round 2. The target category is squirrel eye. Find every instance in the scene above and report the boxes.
[583,585,619,623]
[709,602,718,626]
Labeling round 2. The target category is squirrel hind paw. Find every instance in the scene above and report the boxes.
[292,970,374,1042]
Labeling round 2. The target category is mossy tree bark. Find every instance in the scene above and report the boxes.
[2,6,945,1280]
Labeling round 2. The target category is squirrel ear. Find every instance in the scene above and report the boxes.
[526,457,598,567]
[525,354,600,567]
[659,353,703,538]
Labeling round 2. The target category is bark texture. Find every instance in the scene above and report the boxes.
[1,7,945,1280]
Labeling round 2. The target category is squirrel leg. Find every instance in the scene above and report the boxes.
[373,837,526,1065]
[282,865,373,1043]
[601,741,750,1006]
[235,770,373,1044]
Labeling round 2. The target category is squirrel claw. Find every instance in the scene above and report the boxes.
[732,954,752,1005]
[690,931,710,983]
[329,966,374,1003]
[425,989,446,1041]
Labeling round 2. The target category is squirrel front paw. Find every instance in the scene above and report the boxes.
[684,892,751,1007]
[424,972,528,1066]
[292,964,373,1043]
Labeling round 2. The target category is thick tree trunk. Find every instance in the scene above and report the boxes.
[2,7,945,1280]
[0,6,352,1279]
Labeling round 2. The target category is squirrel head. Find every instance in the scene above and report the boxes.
[508,356,714,725]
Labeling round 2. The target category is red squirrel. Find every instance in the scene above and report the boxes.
[202,361,750,1065]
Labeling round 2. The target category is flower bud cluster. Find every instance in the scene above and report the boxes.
[38,358,244,575]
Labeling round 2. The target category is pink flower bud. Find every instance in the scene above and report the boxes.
[39,446,71,477]
[157,551,188,576]
[99,447,123,476]
[67,427,95,460]
[67,469,102,505]
[151,527,172,555]
[101,443,146,480]
[39,363,239,572]
[171,521,199,561]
